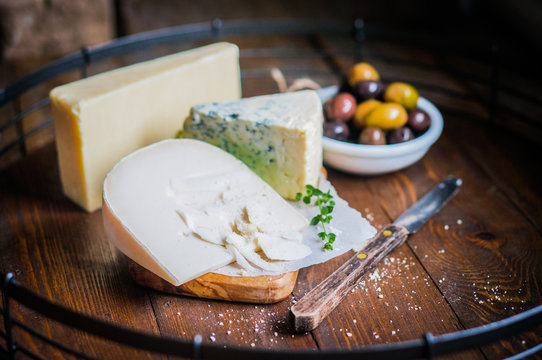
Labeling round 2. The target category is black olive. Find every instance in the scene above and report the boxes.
[324,121,350,142]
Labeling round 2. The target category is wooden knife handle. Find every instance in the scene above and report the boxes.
[291,224,409,332]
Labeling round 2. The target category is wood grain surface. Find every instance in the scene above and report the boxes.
[1,32,541,360]
[292,225,409,332]
[128,260,298,304]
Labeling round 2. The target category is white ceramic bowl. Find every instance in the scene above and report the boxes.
[322,97,443,175]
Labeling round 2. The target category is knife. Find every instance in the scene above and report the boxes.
[291,176,462,332]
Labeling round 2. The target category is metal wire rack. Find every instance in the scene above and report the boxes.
[1,18,541,359]
[1,17,541,166]
[0,272,540,359]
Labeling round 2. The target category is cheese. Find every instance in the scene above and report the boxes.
[102,139,310,286]
[50,42,241,212]
[182,90,323,200]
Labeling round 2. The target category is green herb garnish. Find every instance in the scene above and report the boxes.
[296,182,336,250]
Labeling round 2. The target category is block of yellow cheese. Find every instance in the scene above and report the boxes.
[50,42,241,212]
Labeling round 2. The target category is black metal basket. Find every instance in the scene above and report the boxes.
[1,18,541,360]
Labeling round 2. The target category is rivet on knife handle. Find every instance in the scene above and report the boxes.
[291,225,409,333]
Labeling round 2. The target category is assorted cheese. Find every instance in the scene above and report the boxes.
[182,90,323,200]
[103,139,311,286]
[50,42,241,212]
[47,42,375,285]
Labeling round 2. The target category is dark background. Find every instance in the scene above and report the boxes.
[1,0,541,78]
[0,0,540,168]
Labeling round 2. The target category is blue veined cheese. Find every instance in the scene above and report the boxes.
[182,90,323,200]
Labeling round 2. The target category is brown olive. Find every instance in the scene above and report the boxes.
[348,62,379,87]
[352,99,381,129]
[353,80,385,101]
[324,121,350,141]
[324,93,356,122]
[364,103,408,130]
[387,126,415,144]
[359,126,386,145]
[383,82,419,110]
[407,109,431,133]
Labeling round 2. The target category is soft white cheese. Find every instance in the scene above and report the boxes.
[103,139,310,286]
[182,90,323,200]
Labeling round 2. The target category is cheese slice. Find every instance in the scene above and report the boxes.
[102,139,309,286]
[182,90,323,200]
[50,42,241,212]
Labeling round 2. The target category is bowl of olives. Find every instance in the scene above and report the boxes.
[319,63,443,175]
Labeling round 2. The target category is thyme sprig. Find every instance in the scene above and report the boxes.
[296,183,336,250]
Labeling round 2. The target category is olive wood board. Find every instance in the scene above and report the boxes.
[128,260,298,304]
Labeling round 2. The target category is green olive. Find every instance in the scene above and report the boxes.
[383,82,419,110]
[352,99,381,129]
[348,62,379,87]
[364,103,408,130]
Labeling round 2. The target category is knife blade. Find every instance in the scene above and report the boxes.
[291,176,461,332]
[394,176,462,233]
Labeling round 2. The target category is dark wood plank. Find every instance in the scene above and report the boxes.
[364,113,542,359]
[145,290,318,351]
[450,114,542,234]
[0,143,165,359]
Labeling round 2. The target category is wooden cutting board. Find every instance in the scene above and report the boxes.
[128,260,298,304]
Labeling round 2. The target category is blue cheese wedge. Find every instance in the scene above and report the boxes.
[182,90,323,200]
[103,139,310,286]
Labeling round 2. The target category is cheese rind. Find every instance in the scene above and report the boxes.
[182,90,323,200]
[103,139,309,286]
[50,42,241,212]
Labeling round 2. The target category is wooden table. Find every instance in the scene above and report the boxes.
[1,27,541,359]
